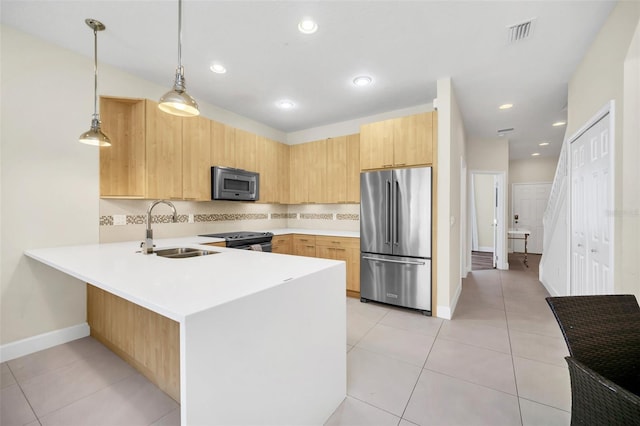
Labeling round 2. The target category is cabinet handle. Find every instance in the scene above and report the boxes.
[395,163,406,166]
[335,248,346,251]
[383,164,393,167]
[306,245,315,249]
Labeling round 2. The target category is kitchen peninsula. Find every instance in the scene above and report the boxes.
[25,236,346,425]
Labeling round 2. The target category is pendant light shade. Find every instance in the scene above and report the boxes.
[159,0,199,117]
[79,18,110,147]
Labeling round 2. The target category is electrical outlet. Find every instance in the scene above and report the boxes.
[113,215,126,226]
[188,214,194,224]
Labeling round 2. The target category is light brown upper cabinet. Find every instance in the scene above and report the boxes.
[289,144,307,204]
[100,97,187,200]
[277,142,290,204]
[360,112,434,170]
[146,100,183,200]
[211,120,236,168]
[289,139,327,204]
[256,136,279,204]
[290,135,359,204]
[182,115,212,201]
[100,97,146,198]
[234,129,257,173]
[326,133,360,203]
[346,133,360,203]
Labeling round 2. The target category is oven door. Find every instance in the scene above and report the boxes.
[235,242,272,252]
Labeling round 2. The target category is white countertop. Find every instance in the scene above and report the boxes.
[25,236,342,323]
[268,228,359,238]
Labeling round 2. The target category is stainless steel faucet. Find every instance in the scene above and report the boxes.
[142,200,178,254]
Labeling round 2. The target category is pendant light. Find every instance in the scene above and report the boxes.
[159,0,199,117]
[79,19,111,147]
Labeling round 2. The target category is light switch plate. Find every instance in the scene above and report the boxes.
[113,215,126,226]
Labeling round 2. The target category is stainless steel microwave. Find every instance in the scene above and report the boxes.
[211,166,259,201]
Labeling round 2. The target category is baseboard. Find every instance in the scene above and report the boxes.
[476,246,493,253]
[0,323,90,363]
[437,282,463,320]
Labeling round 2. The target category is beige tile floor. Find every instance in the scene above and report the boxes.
[1,254,571,426]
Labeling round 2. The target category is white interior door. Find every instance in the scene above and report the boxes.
[512,183,551,254]
[570,111,613,295]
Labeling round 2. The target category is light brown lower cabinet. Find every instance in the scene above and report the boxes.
[292,234,317,257]
[272,234,292,254]
[282,234,361,296]
[315,236,360,295]
[87,285,180,402]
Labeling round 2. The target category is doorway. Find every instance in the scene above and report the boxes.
[470,171,506,270]
[512,183,552,254]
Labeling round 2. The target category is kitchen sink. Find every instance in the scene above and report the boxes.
[154,247,220,259]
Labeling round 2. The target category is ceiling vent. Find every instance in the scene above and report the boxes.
[507,19,535,43]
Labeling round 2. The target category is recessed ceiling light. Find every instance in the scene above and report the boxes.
[499,103,513,110]
[298,18,318,34]
[277,100,295,110]
[552,121,566,127]
[531,152,541,156]
[210,63,227,74]
[353,76,373,87]
[539,142,550,146]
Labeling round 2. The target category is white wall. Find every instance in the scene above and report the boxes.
[509,157,558,185]
[567,2,640,299]
[436,78,466,319]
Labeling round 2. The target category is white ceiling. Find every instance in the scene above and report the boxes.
[1,1,616,160]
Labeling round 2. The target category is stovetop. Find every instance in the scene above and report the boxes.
[199,231,273,241]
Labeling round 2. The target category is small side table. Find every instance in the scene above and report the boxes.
[508,228,531,267]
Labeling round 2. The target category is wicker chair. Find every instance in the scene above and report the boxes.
[546,295,640,425]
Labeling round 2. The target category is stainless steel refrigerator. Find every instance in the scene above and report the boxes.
[360,167,432,314]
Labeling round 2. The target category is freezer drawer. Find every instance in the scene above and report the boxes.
[360,253,431,312]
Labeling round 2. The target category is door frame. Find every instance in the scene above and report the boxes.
[469,170,507,270]
[567,100,615,295]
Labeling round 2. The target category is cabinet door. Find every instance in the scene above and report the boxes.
[307,139,327,203]
[346,246,361,292]
[272,234,292,254]
[146,100,183,199]
[99,97,146,198]
[394,112,433,167]
[234,129,257,172]
[182,115,211,201]
[326,136,347,203]
[316,236,360,292]
[256,137,279,203]
[360,120,393,170]
[211,120,236,168]
[346,133,360,203]
[292,235,316,257]
[277,142,290,204]
[289,144,307,204]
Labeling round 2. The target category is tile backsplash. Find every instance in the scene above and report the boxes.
[99,199,359,243]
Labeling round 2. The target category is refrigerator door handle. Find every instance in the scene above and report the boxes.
[394,180,400,246]
[362,256,426,266]
[385,179,392,245]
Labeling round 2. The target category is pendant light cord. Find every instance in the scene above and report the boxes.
[178,0,182,69]
[93,26,98,119]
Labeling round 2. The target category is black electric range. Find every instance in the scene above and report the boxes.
[199,231,274,252]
